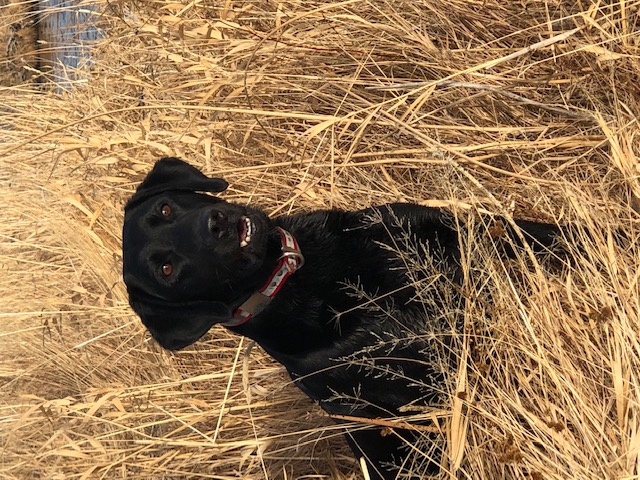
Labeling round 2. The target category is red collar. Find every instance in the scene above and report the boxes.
[223,227,304,327]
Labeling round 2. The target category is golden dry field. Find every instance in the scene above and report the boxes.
[1,0,639,478]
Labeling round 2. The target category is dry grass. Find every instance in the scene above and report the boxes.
[1,0,639,478]
[0,0,40,85]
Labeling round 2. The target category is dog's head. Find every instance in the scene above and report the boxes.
[122,157,273,350]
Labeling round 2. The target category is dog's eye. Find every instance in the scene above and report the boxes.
[161,262,173,277]
[161,204,172,217]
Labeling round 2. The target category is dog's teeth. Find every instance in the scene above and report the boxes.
[239,217,252,248]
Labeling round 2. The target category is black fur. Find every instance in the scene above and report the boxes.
[122,157,565,479]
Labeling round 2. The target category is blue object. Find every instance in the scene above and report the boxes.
[39,0,103,90]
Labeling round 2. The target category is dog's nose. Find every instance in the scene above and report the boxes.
[208,210,227,238]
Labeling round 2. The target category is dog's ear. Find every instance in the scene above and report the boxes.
[129,293,232,350]
[125,157,228,211]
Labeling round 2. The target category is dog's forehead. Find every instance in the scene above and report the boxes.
[121,216,148,278]
[122,196,154,243]
[122,196,166,273]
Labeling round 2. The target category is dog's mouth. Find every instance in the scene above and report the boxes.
[238,216,253,248]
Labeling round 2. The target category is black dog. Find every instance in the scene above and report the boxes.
[122,158,565,479]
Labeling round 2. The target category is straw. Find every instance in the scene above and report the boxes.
[1,0,638,478]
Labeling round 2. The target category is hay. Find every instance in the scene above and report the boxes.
[0,0,40,85]
[1,0,639,478]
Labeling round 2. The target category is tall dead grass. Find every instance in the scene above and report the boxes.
[1,0,638,478]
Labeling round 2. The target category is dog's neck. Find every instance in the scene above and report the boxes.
[222,227,304,327]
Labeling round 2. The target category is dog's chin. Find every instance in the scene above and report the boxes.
[159,337,199,351]
[153,330,209,351]
[238,243,265,269]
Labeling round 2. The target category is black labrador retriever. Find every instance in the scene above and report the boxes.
[122,157,565,479]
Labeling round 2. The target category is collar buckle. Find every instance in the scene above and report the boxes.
[279,247,305,272]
